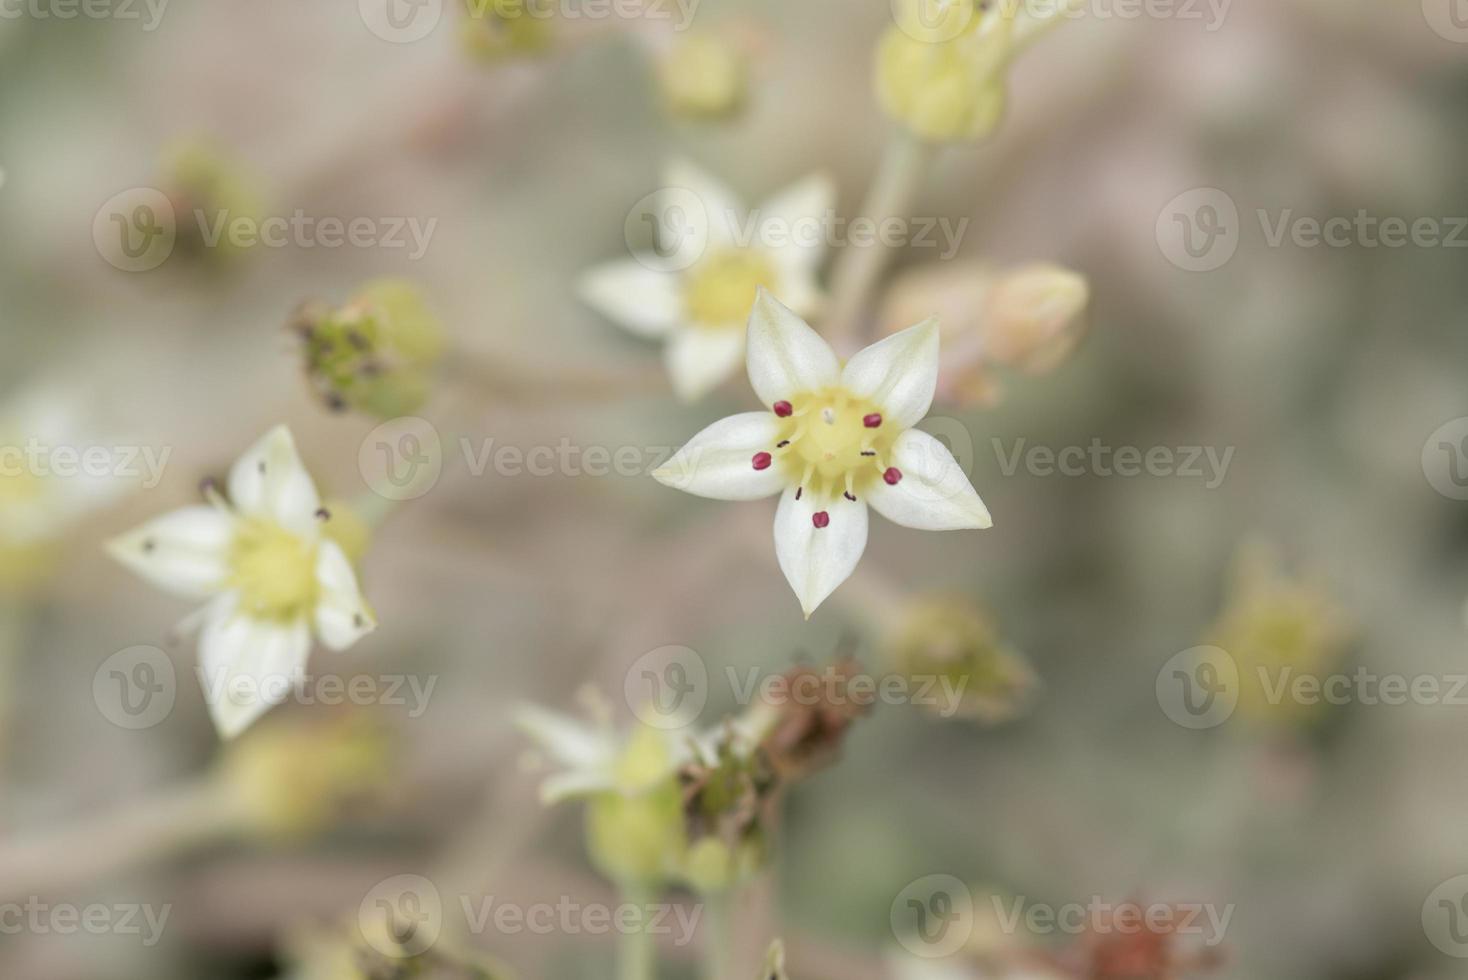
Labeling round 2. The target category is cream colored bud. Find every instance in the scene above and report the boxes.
[983,263,1089,373]
[658,33,748,120]
[882,261,1087,406]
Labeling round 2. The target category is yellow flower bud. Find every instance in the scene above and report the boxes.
[296,279,446,419]
[220,713,392,840]
[884,596,1039,724]
[875,8,1013,143]
[657,33,748,121]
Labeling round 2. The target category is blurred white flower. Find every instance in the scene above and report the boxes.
[653,290,991,617]
[580,159,834,401]
[107,426,376,739]
[0,386,133,592]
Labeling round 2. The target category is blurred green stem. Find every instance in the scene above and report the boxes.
[702,890,734,980]
[825,130,935,353]
[0,598,23,773]
[619,882,657,980]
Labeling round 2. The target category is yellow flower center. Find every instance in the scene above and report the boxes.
[765,388,900,505]
[229,518,318,621]
[683,250,777,328]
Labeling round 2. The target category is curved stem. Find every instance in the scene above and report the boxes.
[824,130,935,353]
[0,776,246,903]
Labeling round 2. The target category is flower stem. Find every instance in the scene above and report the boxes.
[702,890,735,980]
[618,882,658,980]
[0,776,245,903]
[443,347,667,406]
[824,129,935,353]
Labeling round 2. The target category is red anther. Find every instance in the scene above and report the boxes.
[773,401,794,417]
[863,413,882,428]
[752,452,773,471]
[812,511,830,529]
[883,467,903,485]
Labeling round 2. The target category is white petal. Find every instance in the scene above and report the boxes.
[313,540,377,651]
[866,429,992,530]
[578,259,683,339]
[664,326,746,401]
[758,172,837,275]
[840,317,940,430]
[773,486,868,618]
[539,768,618,805]
[106,506,234,599]
[652,412,787,501]
[745,288,839,407]
[227,426,322,536]
[663,157,744,250]
[516,704,616,771]
[196,595,312,739]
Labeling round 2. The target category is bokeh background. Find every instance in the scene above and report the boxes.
[2,0,1468,977]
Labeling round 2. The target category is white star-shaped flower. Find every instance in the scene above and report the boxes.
[580,158,834,401]
[653,290,992,617]
[107,426,376,739]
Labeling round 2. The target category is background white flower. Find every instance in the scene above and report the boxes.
[107,426,376,739]
[654,290,991,617]
[580,158,834,401]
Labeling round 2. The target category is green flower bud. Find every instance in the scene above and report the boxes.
[459,0,553,61]
[296,279,446,419]
[220,713,392,841]
[585,726,688,886]
[884,597,1038,724]
[162,137,265,264]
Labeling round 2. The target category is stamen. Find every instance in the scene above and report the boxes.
[796,487,803,500]
[843,492,856,501]
[773,400,793,417]
[860,450,877,457]
[863,413,882,428]
[812,511,830,529]
[315,507,332,521]
[752,452,772,471]
[821,407,837,425]
[884,467,903,485]
[776,440,790,448]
